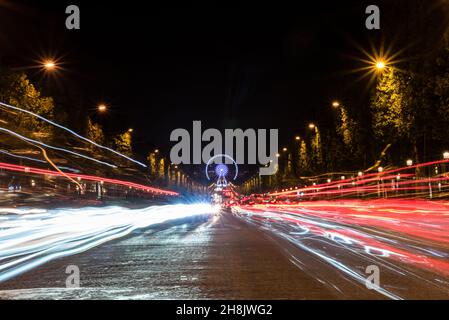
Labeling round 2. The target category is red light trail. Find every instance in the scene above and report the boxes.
[0,161,178,196]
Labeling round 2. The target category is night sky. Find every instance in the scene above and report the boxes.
[1,0,445,179]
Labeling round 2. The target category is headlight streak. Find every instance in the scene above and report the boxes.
[236,209,402,299]
[0,203,218,282]
[278,232,402,300]
[0,101,147,168]
[0,127,117,168]
[233,200,449,299]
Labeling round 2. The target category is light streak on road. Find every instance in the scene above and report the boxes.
[0,101,147,168]
[233,199,449,299]
[0,203,218,282]
[0,161,179,195]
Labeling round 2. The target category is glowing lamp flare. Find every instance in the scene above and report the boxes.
[375,61,385,70]
[43,60,56,70]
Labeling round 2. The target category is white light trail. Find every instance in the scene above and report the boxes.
[0,101,147,168]
[0,203,218,282]
[0,127,117,168]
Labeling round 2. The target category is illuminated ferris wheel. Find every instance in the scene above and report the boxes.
[205,154,238,188]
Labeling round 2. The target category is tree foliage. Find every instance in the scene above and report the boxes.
[296,140,309,175]
[0,72,54,137]
[113,131,132,156]
[370,68,411,143]
[85,117,104,146]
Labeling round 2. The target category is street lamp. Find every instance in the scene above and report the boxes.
[358,171,363,177]
[332,101,340,108]
[97,104,107,112]
[378,167,384,173]
[295,136,300,141]
[308,123,316,130]
[282,147,287,152]
[406,159,413,167]
[276,153,280,158]
[444,152,449,160]
[128,128,134,133]
[43,60,56,71]
[375,60,385,70]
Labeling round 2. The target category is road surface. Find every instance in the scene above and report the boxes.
[1,202,448,299]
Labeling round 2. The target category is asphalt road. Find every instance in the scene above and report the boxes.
[0,207,448,299]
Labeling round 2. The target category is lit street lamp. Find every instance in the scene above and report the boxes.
[406,159,413,167]
[308,123,316,130]
[332,101,340,108]
[98,104,107,112]
[43,60,56,71]
[375,60,385,70]
[443,152,449,175]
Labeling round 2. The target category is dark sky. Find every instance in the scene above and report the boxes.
[1,0,446,180]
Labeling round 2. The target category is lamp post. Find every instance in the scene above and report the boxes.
[443,152,449,177]
[377,167,384,198]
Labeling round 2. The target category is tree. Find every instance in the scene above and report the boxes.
[113,131,132,156]
[310,128,323,171]
[85,117,104,146]
[147,152,157,177]
[157,157,166,181]
[0,71,55,138]
[369,27,449,164]
[416,29,449,160]
[337,106,356,149]
[296,140,310,176]
[371,68,411,144]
